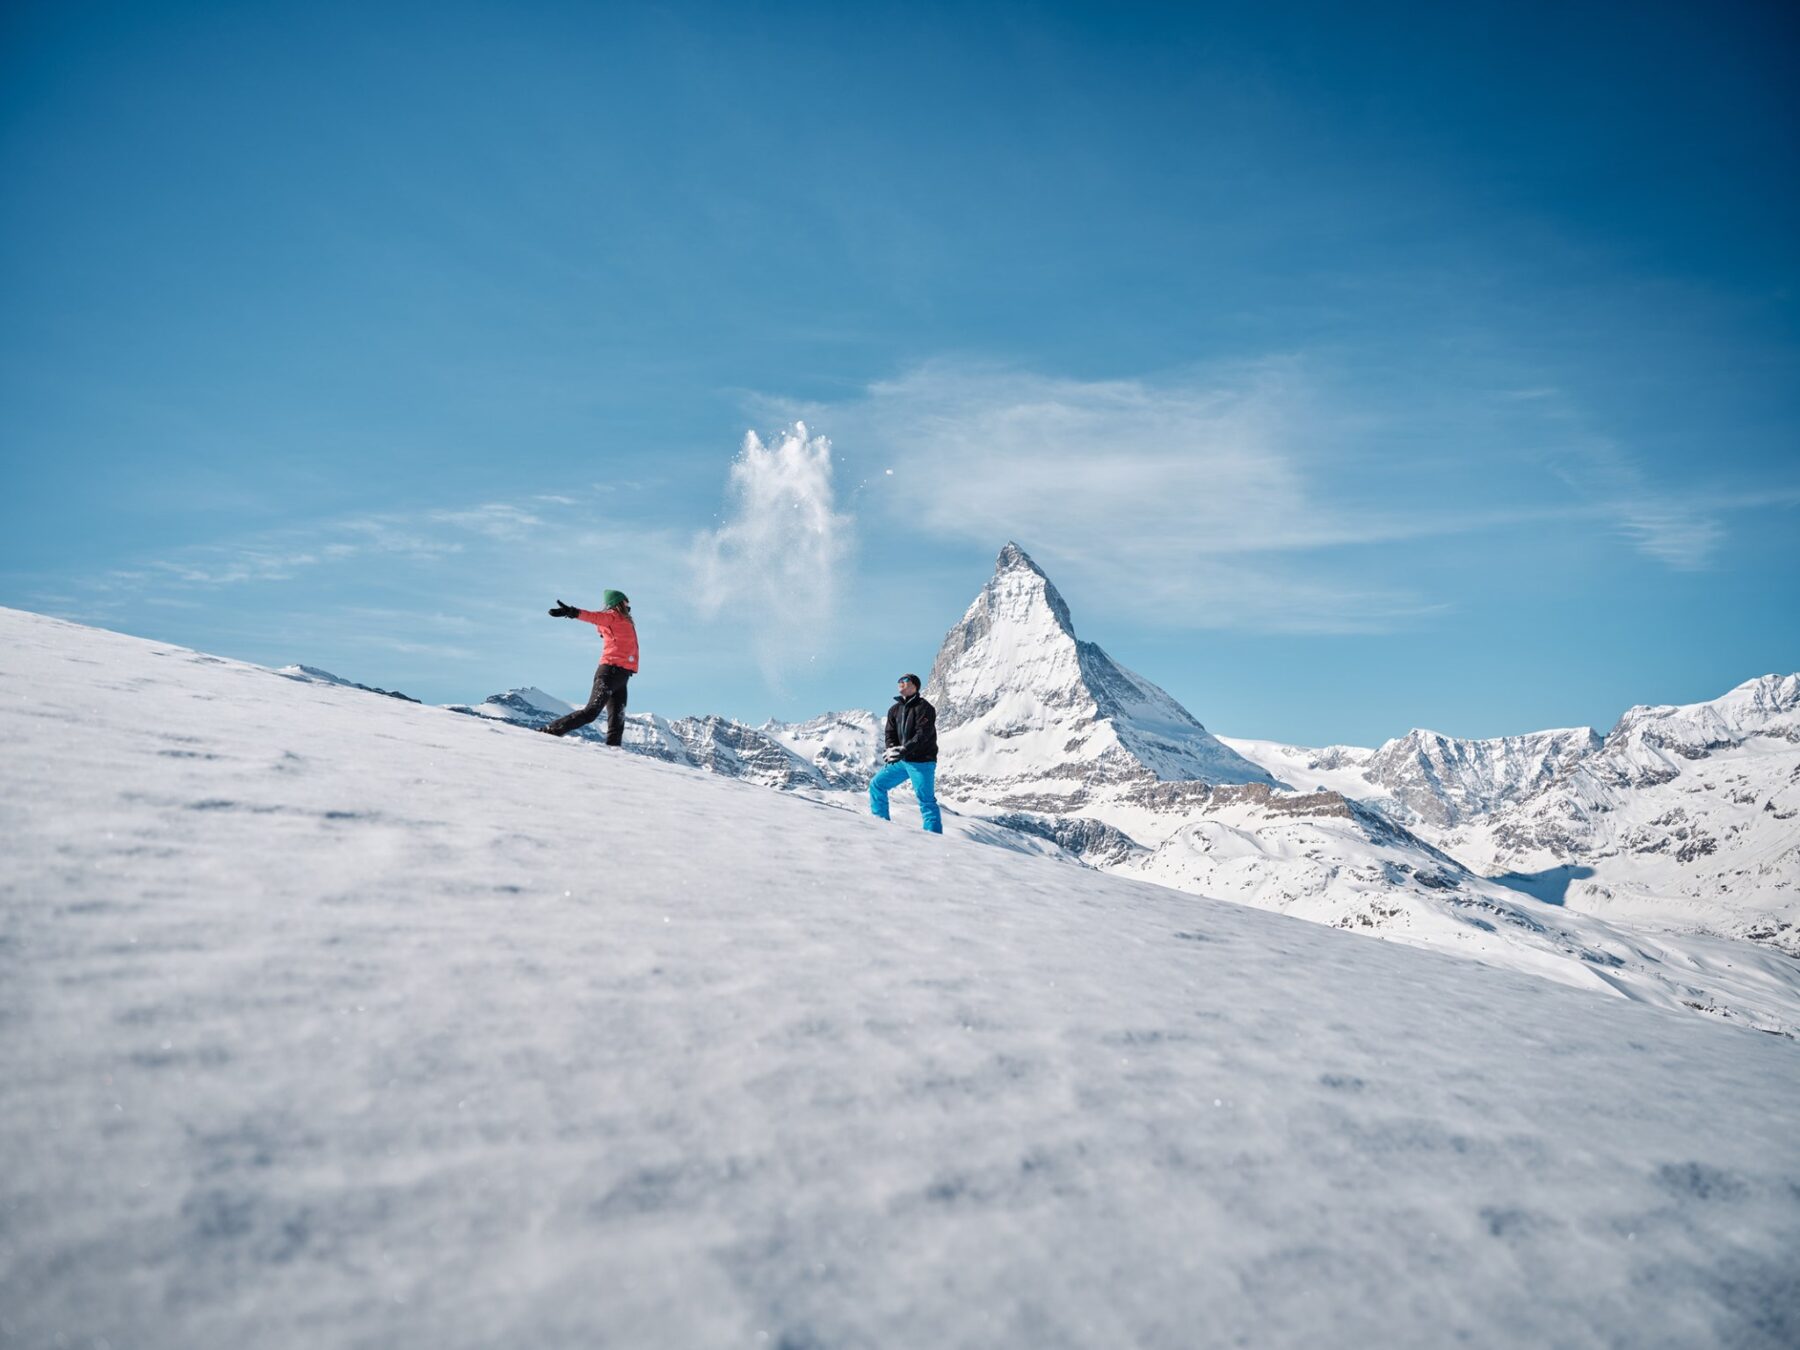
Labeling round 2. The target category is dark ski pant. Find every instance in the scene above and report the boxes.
[544,663,632,745]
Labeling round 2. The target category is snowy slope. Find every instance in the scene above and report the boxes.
[1112,787,1800,1024]
[1215,735,1382,799]
[5,606,1800,1349]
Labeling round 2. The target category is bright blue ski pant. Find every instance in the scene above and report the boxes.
[869,759,943,834]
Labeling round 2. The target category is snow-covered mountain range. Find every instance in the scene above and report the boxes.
[297,544,1799,1022]
[427,683,882,794]
[1221,676,1800,956]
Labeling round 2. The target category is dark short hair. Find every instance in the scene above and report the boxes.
[898,673,921,687]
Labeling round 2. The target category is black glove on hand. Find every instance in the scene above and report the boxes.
[548,600,580,619]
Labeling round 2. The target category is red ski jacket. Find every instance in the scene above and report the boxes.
[576,609,640,672]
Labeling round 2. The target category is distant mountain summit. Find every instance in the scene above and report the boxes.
[925,543,1278,807]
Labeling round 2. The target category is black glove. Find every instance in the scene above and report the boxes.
[548,600,580,619]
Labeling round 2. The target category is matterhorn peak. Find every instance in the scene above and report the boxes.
[995,540,1043,574]
[924,546,1279,805]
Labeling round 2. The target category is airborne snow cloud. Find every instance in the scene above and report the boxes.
[693,422,852,684]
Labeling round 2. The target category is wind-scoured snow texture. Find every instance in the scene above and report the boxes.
[4,606,1800,1350]
[926,543,1277,805]
[693,421,851,685]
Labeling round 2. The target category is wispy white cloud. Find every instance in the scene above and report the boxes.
[425,503,545,539]
[759,359,1798,628]
[57,489,689,636]
[1613,504,1724,570]
[105,500,559,592]
[764,360,1449,632]
[692,423,852,684]
[1540,431,1733,571]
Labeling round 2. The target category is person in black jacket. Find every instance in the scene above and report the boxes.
[869,673,941,833]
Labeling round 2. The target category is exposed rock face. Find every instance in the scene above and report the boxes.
[984,813,1149,867]
[1362,726,1604,829]
[1468,677,1800,865]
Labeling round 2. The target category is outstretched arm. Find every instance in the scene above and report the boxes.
[548,599,580,618]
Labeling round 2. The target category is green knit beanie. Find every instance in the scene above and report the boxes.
[602,589,629,610]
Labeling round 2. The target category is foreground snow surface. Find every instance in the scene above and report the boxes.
[3,611,1799,1350]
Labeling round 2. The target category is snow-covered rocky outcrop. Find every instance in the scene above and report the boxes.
[5,604,1800,1350]
[760,709,883,791]
[1219,725,1608,831]
[447,688,871,794]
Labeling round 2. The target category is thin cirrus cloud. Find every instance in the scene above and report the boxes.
[768,359,1452,632]
[173,502,554,586]
[767,360,1784,630]
[1540,432,1731,572]
[54,495,682,629]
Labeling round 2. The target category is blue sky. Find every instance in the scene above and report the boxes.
[3,0,1797,746]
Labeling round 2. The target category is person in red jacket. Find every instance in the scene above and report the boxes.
[542,590,639,745]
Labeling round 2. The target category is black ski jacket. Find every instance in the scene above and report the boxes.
[885,694,938,763]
